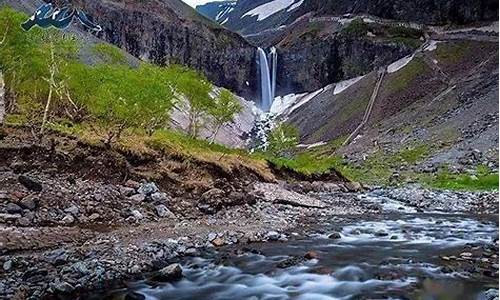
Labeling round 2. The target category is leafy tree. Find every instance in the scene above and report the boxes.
[267,123,299,157]
[173,66,212,138]
[208,88,242,143]
[84,63,176,145]
[38,31,79,134]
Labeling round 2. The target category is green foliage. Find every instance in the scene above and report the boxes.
[173,66,212,137]
[267,123,299,157]
[268,153,342,176]
[147,128,241,156]
[385,58,426,93]
[92,43,127,65]
[342,19,369,37]
[434,41,472,65]
[386,26,423,40]
[424,167,499,191]
[209,88,242,142]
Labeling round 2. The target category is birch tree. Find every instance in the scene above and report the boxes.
[208,89,242,143]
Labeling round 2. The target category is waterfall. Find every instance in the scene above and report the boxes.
[257,47,277,111]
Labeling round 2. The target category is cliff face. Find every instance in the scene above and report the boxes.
[276,35,416,95]
[206,0,498,35]
[50,0,259,100]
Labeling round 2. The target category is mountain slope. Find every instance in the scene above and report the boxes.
[203,0,498,36]
[196,0,236,23]
[277,31,498,178]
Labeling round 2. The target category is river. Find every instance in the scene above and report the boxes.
[92,192,499,300]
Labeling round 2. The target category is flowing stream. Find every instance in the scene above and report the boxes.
[95,194,499,300]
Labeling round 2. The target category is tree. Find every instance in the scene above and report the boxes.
[0,71,4,126]
[267,123,299,157]
[84,63,176,145]
[208,88,242,143]
[173,67,212,138]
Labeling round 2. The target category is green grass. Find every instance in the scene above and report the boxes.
[424,168,499,191]
[92,43,127,65]
[265,153,343,176]
[390,37,423,49]
[434,41,473,65]
[384,57,426,94]
[342,19,369,37]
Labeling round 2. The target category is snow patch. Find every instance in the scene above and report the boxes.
[286,0,304,12]
[387,55,414,73]
[270,93,307,116]
[297,141,327,149]
[424,40,440,52]
[334,75,365,95]
[243,0,301,21]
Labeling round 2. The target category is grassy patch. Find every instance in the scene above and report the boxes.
[434,41,473,65]
[265,153,343,176]
[384,57,426,94]
[423,168,499,191]
[92,43,127,65]
[342,19,369,37]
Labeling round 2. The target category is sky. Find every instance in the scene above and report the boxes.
[183,0,225,8]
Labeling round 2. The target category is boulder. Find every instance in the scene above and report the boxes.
[18,175,43,192]
[62,214,75,225]
[19,195,38,210]
[328,232,342,239]
[129,194,146,202]
[155,205,175,218]
[138,182,159,196]
[304,251,320,260]
[6,203,22,214]
[152,264,183,282]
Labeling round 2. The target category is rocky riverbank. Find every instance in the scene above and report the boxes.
[0,127,498,299]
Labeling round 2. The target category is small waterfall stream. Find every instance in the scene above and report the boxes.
[257,47,277,111]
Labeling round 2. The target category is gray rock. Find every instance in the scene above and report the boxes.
[152,264,183,282]
[3,260,12,271]
[0,191,10,201]
[0,213,21,222]
[138,182,159,196]
[207,232,217,241]
[19,195,37,210]
[17,217,32,227]
[265,231,280,241]
[51,281,75,293]
[89,213,100,221]
[129,194,146,202]
[125,179,141,189]
[5,203,22,214]
[72,262,90,276]
[131,210,143,220]
[155,205,174,218]
[328,232,342,239]
[64,205,79,216]
[120,186,136,197]
[62,214,75,225]
[151,192,169,203]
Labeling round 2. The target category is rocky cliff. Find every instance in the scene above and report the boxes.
[48,0,259,100]
[204,0,498,35]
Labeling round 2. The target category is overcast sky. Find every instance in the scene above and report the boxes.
[184,0,227,7]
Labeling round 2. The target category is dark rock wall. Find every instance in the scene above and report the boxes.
[277,37,415,95]
[49,0,259,100]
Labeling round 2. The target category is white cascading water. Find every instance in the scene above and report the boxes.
[257,47,277,111]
